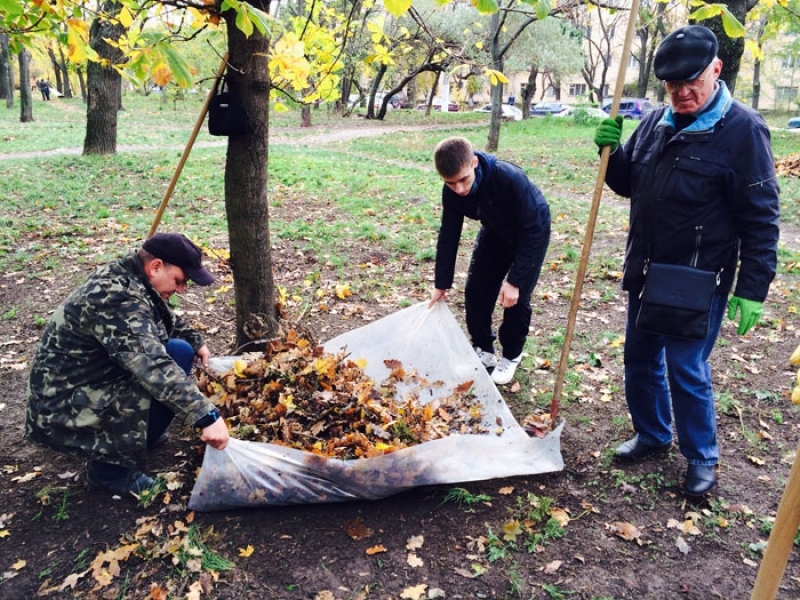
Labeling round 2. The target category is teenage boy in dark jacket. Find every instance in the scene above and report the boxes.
[594,26,780,496]
[428,137,551,385]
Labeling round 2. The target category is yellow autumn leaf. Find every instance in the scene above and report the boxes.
[279,394,296,412]
[232,359,249,378]
[67,28,88,63]
[792,385,800,405]
[355,358,367,369]
[0,530,10,538]
[12,559,26,570]
[238,545,254,557]
[502,519,522,541]
[335,283,352,299]
[151,64,173,87]
[790,344,800,365]
[485,68,508,85]
[384,0,412,17]
[313,356,337,379]
[366,544,387,555]
[117,6,134,28]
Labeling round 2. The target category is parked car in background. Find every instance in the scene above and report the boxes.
[417,99,459,112]
[473,104,523,121]
[601,98,656,120]
[530,102,573,117]
[788,117,800,129]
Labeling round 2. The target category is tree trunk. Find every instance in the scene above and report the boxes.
[47,46,64,94]
[300,105,312,127]
[18,49,33,122]
[77,67,87,103]
[752,57,761,110]
[486,13,502,153]
[751,16,767,111]
[58,46,73,99]
[367,63,387,120]
[0,33,9,103]
[522,67,538,118]
[424,71,440,116]
[696,0,758,95]
[83,0,126,155]
[225,3,277,350]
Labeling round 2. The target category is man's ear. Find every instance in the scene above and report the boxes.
[471,156,479,169]
[144,258,163,279]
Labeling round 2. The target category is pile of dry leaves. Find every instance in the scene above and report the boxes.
[196,329,488,459]
[776,153,800,178]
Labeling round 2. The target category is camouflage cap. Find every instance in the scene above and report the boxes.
[142,233,215,286]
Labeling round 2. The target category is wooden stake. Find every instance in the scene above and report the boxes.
[147,54,229,238]
[750,440,800,599]
[550,0,640,425]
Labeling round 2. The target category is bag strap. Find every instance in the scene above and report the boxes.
[214,74,229,96]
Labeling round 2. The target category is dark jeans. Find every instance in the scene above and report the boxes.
[465,223,550,360]
[89,339,195,479]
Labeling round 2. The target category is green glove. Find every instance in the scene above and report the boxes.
[594,116,623,151]
[727,296,763,336]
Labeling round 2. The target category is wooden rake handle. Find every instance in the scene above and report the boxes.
[550,0,640,425]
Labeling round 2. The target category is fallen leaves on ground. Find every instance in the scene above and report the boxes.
[344,517,373,540]
[607,521,643,544]
[400,583,427,599]
[776,153,800,178]
[196,329,487,459]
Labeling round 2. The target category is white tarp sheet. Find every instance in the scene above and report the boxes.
[188,302,564,511]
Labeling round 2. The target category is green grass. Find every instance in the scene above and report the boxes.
[1,95,797,290]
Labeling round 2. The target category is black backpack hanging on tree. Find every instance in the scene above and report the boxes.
[208,74,254,136]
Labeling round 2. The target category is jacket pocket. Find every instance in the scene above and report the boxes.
[662,156,723,204]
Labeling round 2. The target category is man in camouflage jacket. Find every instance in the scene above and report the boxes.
[26,232,229,495]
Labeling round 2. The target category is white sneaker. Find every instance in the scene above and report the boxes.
[492,354,522,385]
[475,346,497,369]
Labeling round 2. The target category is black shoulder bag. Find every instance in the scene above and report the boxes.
[208,75,254,137]
[634,136,722,341]
[635,259,720,341]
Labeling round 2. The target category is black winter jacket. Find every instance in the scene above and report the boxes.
[605,83,780,301]
[434,151,550,290]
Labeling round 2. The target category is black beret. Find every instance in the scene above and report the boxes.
[654,25,718,81]
[142,233,215,286]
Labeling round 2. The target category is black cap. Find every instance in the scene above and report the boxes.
[142,233,215,286]
[654,25,718,81]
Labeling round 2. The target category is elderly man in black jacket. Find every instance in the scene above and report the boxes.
[594,25,780,496]
[428,136,551,386]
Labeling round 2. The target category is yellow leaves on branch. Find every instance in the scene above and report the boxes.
[485,68,508,86]
[269,34,312,91]
[151,64,173,87]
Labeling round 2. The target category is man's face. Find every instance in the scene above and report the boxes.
[148,259,188,300]
[441,156,479,196]
[664,58,722,115]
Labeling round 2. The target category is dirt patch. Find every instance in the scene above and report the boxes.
[1,134,800,600]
